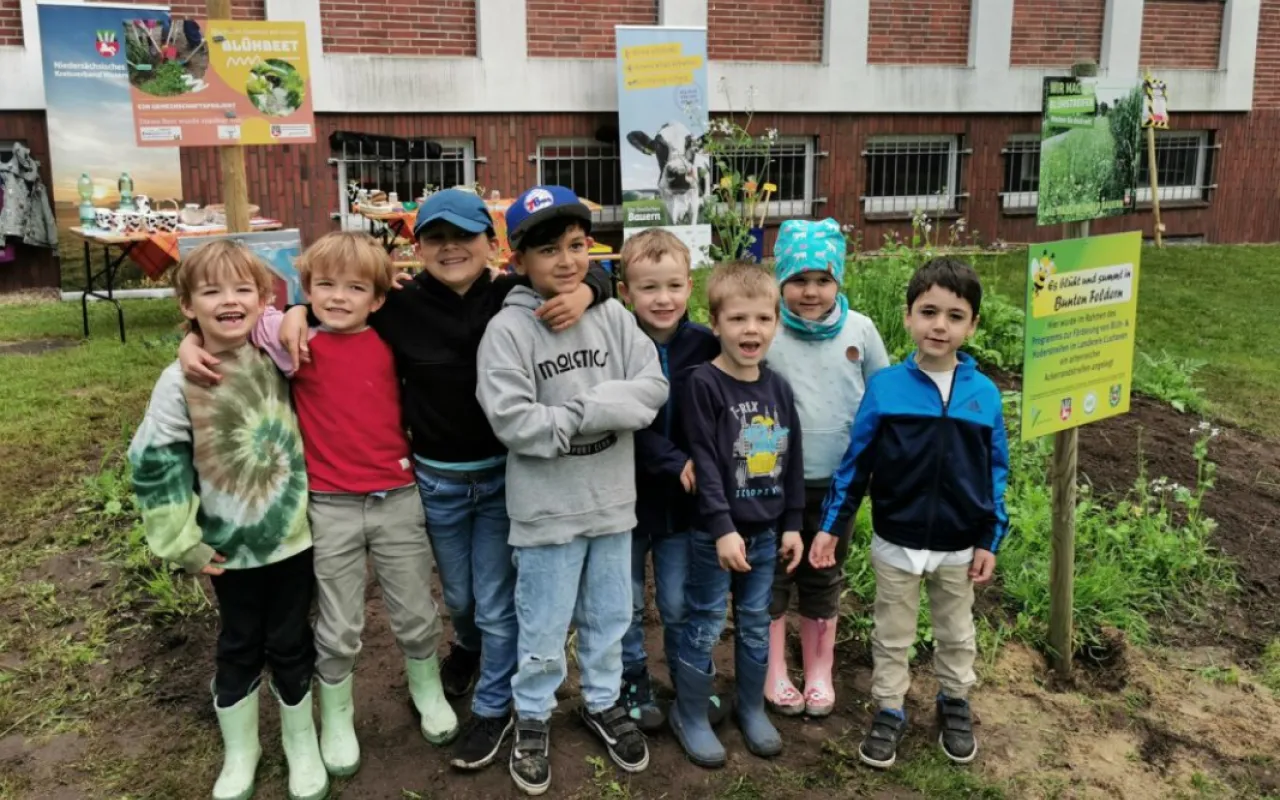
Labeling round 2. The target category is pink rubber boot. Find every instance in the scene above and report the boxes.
[801,617,837,717]
[764,617,805,716]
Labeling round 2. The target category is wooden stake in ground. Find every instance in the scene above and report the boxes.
[1147,126,1163,248]
[1048,218,1089,677]
[205,0,250,233]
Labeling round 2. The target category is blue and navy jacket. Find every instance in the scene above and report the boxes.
[820,352,1010,553]
[634,319,722,539]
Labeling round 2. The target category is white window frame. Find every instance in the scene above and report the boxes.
[1000,134,1041,211]
[708,136,817,219]
[532,138,623,226]
[330,138,477,232]
[1135,130,1213,203]
[862,135,961,215]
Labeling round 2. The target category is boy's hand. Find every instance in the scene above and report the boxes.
[716,533,751,573]
[535,283,592,332]
[199,553,227,577]
[970,549,996,584]
[178,332,220,387]
[809,531,839,569]
[780,531,804,573]
[280,305,312,372]
[391,271,414,289]
[680,460,696,494]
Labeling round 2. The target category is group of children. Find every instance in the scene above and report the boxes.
[129,183,1009,800]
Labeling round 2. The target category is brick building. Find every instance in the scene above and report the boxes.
[1,0,1276,291]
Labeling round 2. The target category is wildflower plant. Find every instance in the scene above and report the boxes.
[703,79,782,262]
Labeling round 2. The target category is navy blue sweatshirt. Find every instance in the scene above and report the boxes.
[634,319,721,539]
[682,363,806,539]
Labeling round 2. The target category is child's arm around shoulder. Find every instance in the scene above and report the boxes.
[575,302,670,437]
[475,311,583,458]
[127,367,222,575]
[818,367,888,538]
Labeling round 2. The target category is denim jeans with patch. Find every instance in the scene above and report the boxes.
[511,532,632,721]
[680,529,776,672]
[415,463,517,718]
[621,531,689,683]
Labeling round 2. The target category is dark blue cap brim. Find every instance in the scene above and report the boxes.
[413,210,492,237]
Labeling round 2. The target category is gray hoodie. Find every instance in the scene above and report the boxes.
[477,286,669,547]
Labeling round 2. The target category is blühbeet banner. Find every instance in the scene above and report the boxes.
[615,26,712,267]
[125,18,314,147]
[1021,231,1142,439]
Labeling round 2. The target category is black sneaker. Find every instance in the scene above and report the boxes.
[581,703,649,773]
[440,643,481,699]
[621,668,665,733]
[859,709,908,769]
[451,713,515,771]
[936,695,977,764]
[509,718,551,796]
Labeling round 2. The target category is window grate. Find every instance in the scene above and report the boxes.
[1000,136,1041,210]
[709,138,816,218]
[862,136,960,215]
[1136,131,1213,203]
[535,139,623,225]
[331,137,476,231]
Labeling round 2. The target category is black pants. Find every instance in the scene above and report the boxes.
[770,486,852,620]
[210,548,315,707]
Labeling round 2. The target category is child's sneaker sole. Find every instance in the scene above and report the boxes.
[858,745,896,770]
[451,716,514,771]
[939,732,978,765]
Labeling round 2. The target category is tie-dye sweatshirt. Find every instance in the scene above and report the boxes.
[128,344,312,573]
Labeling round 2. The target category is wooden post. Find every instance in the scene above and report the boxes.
[1146,126,1163,248]
[1048,218,1088,677]
[205,0,250,233]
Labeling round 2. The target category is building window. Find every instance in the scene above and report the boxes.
[330,136,477,231]
[862,136,962,215]
[709,137,817,218]
[1000,135,1040,211]
[1136,130,1215,203]
[534,139,623,225]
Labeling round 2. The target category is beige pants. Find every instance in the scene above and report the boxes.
[870,558,977,710]
[310,485,444,684]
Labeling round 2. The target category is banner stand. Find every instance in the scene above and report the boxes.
[207,0,250,233]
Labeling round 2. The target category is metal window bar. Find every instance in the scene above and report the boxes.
[533,139,623,225]
[1136,131,1212,203]
[862,137,959,215]
[331,138,476,231]
[708,139,814,219]
[1000,137,1041,209]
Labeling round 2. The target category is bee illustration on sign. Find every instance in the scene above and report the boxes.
[1109,383,1123,407]
[1143,75,1169,130]
[1059,397,1073,422]
[1032,250,1056,297]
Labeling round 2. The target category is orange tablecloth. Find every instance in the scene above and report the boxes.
[71,220,284,280]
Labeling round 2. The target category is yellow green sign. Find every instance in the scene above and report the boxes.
[1021,231,1142,438]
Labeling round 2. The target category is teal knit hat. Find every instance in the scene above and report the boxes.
[773,217,846,286]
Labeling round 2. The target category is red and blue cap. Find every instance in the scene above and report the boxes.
[505,185,592,248]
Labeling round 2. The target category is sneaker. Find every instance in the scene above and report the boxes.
[508,718,551,796]
[859,709,907,769]
[620,668,665,733]
[936,695,977,764]
[451,713,514,771]
[439,643,481,699]
[581,704,649,773]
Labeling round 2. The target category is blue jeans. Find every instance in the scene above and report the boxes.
[680,530,776,672]
[621,531,690,682]
[511,532,632,721]
[415,463,517,719]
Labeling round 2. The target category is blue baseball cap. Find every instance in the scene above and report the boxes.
[413,189,494,237]
[505,185,592,248]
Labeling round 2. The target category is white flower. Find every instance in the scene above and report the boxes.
[766,128,779,142]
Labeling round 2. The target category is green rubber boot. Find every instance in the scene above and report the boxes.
[317,674,360,777]
[406,656,460,745]
[273,685,330,800]
[211,685,262,800]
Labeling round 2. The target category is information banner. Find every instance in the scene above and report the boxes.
[125,19,314,147]
[1142,75,1170,129]
[178,229,304,309]
[615,26,712,267]
[1037,77,1143,226]
[1021,231,1142,439]
[36,1,182,252]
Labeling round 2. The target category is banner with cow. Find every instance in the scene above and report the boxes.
[615,25,712,267]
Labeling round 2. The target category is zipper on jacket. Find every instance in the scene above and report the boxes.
[921,366,958,550]
[659,341,674,535]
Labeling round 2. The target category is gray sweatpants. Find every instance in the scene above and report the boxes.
[309,485,444,684]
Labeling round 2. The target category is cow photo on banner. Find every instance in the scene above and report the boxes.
[615,25,712,267]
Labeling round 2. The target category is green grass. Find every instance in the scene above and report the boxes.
[976,244,1280,437]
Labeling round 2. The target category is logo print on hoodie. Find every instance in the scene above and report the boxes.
[537,348,610,380]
